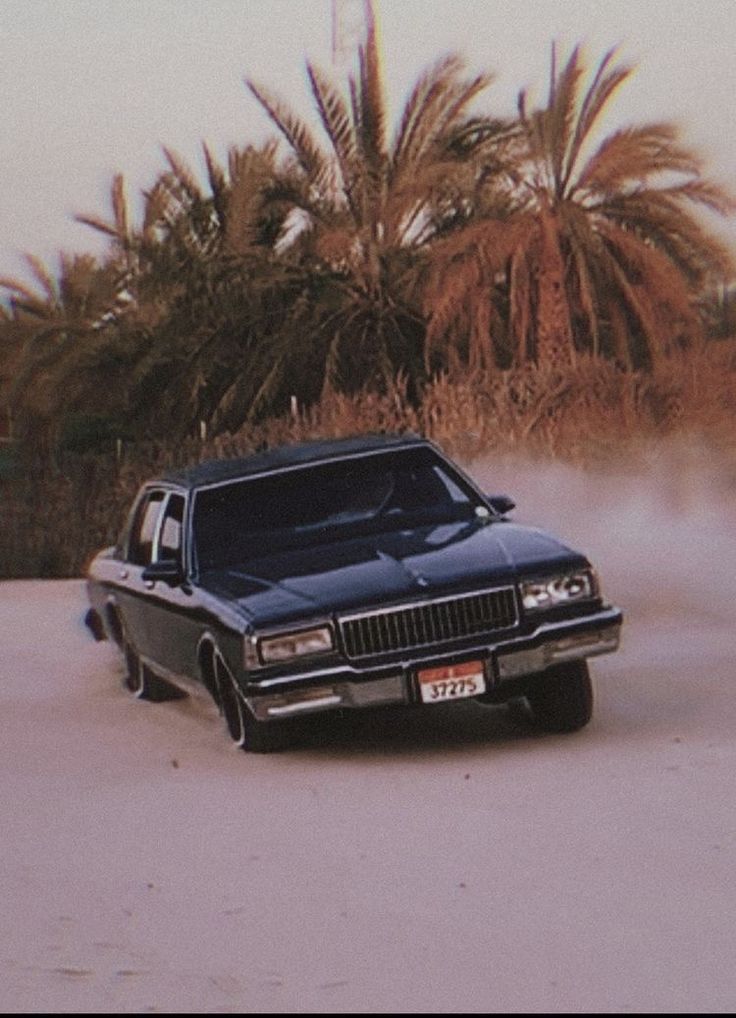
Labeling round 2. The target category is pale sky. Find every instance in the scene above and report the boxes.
[2,0,735,286]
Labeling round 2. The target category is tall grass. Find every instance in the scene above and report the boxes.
[3,343,736,578]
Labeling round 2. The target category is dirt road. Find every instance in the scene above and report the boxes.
[2,452,735,1012]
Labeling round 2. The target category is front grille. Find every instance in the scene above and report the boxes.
[339,586,518,659]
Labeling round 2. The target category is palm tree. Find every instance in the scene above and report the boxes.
[77,143,288,313]
[72,144,308,437]
[0,253,127,443]
[245,0,494,394]
[424,45,734,372]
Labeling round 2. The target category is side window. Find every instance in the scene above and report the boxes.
[158,494,186,565]
[127,491,165,566]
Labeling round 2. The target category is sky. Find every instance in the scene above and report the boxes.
[2,0,736,287]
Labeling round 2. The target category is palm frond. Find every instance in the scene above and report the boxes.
[75,213,120,240]
[75,174,132,250]
[546,44,583,195]
[142,179,172,238]
[162,147,203,203]
[306,63,360,221]
[600,219,704,357]
[203,142,228,226]
[392,55,465,170]
[111,174,130,243]
[0,276,43,305]
[4,294,52,320]
[597,190,734,280]
[575,123,699,195]
[25,255,58,304]
[356,0,386,169]
[431,71,493,145]
[224,147,274,254]
[424,217,532,368]
[246,79,328,184]
[564,49,632,190]
[307,63,357,167]
[675,178,736,216]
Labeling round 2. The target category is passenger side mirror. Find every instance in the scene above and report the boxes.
[486,493,516,516]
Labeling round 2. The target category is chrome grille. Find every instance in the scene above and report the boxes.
[339,586,518,659]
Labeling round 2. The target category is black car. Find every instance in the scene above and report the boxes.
[86,434,622,752]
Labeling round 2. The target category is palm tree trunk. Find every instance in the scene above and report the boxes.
[534,207,574,367]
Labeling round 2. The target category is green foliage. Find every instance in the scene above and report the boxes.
[424,44,734,374]
[0,23,733,453]
[5,343,736,578]
[56,413,127,455]
[0,442,18,480]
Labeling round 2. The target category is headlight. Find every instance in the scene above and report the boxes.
[258,625,334,664]
[520,569,598,612]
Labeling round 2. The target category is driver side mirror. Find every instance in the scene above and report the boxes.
[142,559,185,587]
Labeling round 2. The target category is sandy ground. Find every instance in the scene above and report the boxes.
[2,449,736,1013]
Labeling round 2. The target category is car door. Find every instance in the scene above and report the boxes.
[139,489,204,678]
[114,486,169,664]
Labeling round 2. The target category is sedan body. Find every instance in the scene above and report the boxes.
[86,434,622,751]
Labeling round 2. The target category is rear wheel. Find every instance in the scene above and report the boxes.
[525,661,593,733]
[216,655,294,753]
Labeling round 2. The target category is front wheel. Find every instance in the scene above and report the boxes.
[216,655,294,753]
[525,661,593,733]
[124,642,152,699]
[123,641,182,702]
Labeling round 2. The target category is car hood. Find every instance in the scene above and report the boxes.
[199,519,587,629]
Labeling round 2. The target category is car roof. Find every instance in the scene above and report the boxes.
[159,433,432,490]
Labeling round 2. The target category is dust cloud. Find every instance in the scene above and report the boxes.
[471,438,736,626]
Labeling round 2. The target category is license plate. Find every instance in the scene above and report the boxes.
[418,660,486,704]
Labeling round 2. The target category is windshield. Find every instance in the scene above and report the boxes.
[193,447,482,571]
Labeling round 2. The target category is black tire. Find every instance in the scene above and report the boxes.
[84,608,106,642]
[123,641,182,702]
[216,655,294,753]
[525,661,593,733]
[505,695,533,725]
[123,642,152,699]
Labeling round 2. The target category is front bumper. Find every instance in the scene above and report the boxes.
[244,605,622,722]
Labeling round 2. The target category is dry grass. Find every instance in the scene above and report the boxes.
[3,341,736,577]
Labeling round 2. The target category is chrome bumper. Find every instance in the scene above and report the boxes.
[246,606,622,721]
[247,673,409,720]
[496,612,621,679]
